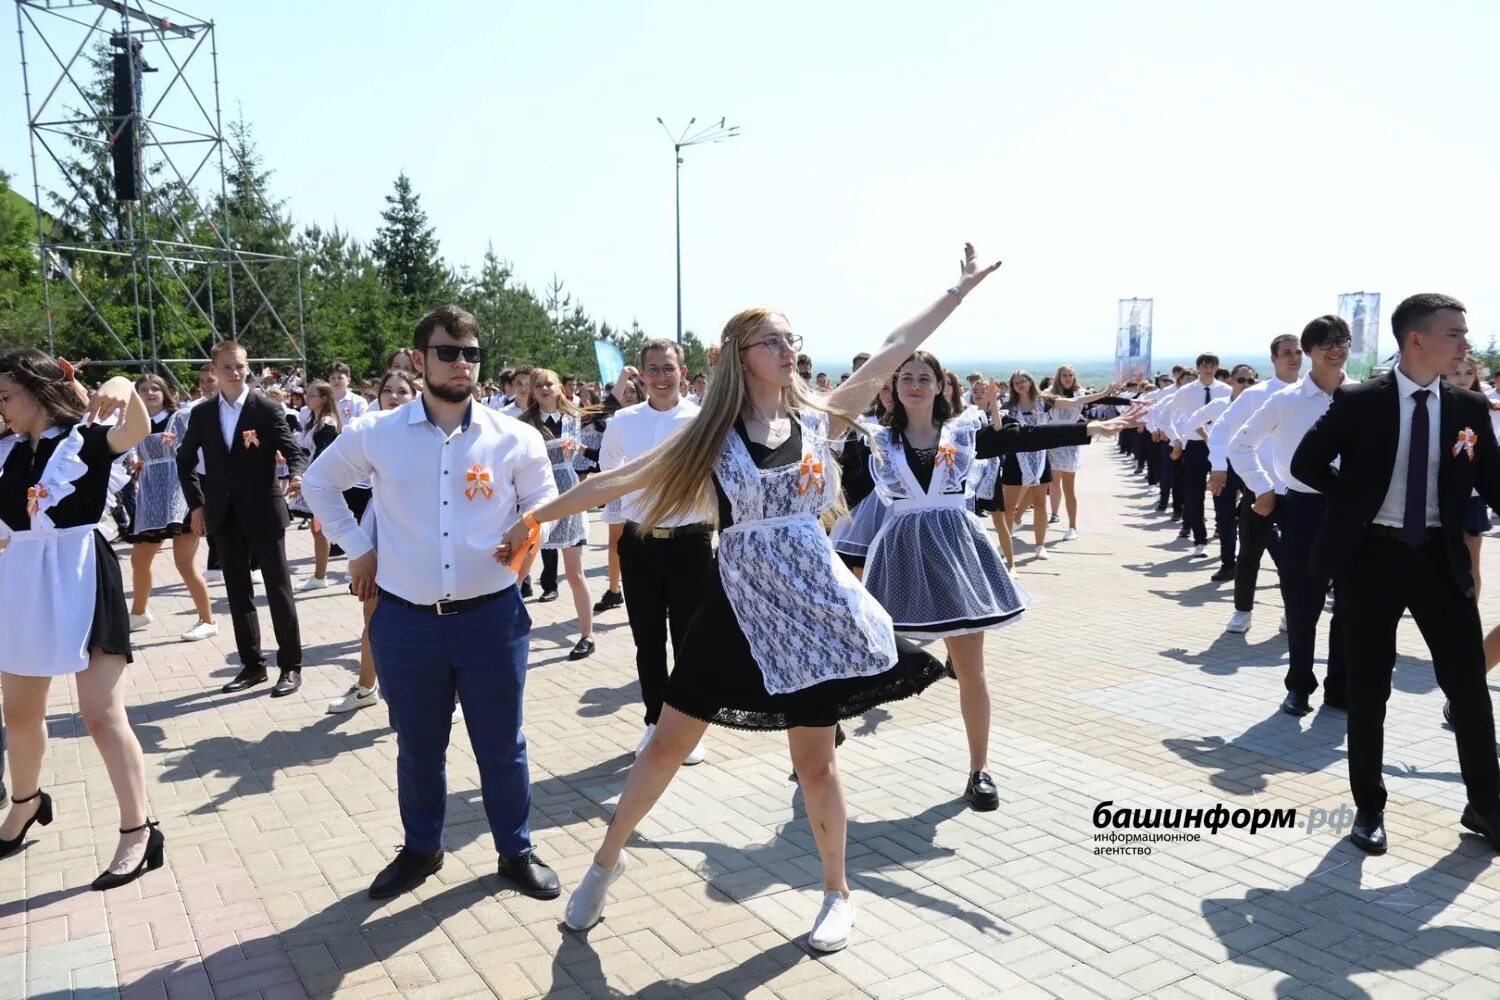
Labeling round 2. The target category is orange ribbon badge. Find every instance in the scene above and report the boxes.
[25,485,48,518]
[934,443,958,468]
[560,438,581,458]
[242,429,260,449]
[1454,426,1478,461]
[796,453,825,496]
[465,464,495,501]
[160,431,175,446]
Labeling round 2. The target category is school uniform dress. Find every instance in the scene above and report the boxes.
[829,416,888,567]
[124,409,189,544]
[664,412,945,730]
[287,418,340,519]
[0,424,132,676]
[1001,406,1053,487]
[538,412,587,549]
[1046,398,1087,474]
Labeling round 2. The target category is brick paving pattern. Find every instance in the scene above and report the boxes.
[5,446,1500,998]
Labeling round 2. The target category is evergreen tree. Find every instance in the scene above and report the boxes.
[371,172,448,305]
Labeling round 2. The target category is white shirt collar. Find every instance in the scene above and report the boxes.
[220,383,250,408]
[1298,371,1347,398]
[409,395,474,432]
[1392,364,1439,397]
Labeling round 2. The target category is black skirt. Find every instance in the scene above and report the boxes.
[90,530,133,663]
[124,522,184,545]
[1001,456,1052,487]
[665,558,946,730]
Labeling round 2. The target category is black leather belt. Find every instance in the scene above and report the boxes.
[378,586,512,617]
[626,521,713,540]
[1367,523,1440,543]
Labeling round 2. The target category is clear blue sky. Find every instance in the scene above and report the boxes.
[3,1,1498,367]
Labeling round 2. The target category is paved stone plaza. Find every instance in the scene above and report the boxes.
[5,446,1500,999]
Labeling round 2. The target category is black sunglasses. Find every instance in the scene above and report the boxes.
[426,345,482,363]
[1233,376,1256,385]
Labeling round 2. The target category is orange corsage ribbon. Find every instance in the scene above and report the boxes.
[796,453,825,496]
[465,464,494,501]
[160,431,175,446]
[934,443,958,468]
[560,438,581,458]
[1454,426,1478,461]
[25,485,48,518]
[242,429,260,449]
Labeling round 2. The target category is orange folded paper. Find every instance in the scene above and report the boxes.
[507,514,543,575]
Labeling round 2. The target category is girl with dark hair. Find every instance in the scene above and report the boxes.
[288,380,344,591]
[124,375,216,641]
[965,378,1012,569]
[1041,365,1122,541]
[0,349,166,890]
[1000,370,1053,559]
[860,352,1127,810]
[829,376,893,578]
[521,368,594,659]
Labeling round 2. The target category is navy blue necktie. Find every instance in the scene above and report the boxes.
[1403,389,1431,547]
[1204,385,1211,406]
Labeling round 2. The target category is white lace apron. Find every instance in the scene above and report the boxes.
[542,412,588,548]
[715,410,897,694]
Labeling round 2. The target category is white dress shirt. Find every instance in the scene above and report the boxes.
[1163,379,1230,444]
[1145,384,1186,435]
[1184,397,1230,441]
[334,393,369,425]
[1230,373,1357,496]
[1207,377,1289,473]
[218,383,251,448]
[301,399,557,605]
[598,398,700,524]
[499,402,524,419]
[1373,366,1441,529]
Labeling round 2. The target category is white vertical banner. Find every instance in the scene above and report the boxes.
[1116,298,1153,381]
[1338,291,1381,378]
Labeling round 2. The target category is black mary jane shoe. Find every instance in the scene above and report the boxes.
[369,847,444,900]
[964,771,1000,812]
[1348,809,1387,855]
[0,789,53,859]
[91,820,165,891]
[497,850,561,900]
[568,637,596,661]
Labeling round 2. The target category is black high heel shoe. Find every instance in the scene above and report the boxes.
[0,789,53,859]
[91,820,165,891]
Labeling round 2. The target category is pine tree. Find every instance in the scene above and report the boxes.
[371,173,448,304]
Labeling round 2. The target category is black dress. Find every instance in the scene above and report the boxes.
[663,419,945,730]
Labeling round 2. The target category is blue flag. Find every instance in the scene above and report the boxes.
[594,340,626,387]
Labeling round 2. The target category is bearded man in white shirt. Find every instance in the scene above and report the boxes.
[302,305,562,903]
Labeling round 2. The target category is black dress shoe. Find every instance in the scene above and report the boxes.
[369,848,444,900]
[91,820,165,891]
[1210,564,1236,582]
[498,850,561,899]
[1460,805,1500,852]
[520,581,534,599]
[1444,699,1453,725]
[568,637,596,661]
[1154,501,1167,513]
[1177,526,1191,539]
[592,589,623,613]
[221,667,268,693]
[1349,808,1387,854]
[539,589,559,603]
[1280,691,1312,716]
[270,670,302,698]
[965,771,999,812]
[0,789,52,859]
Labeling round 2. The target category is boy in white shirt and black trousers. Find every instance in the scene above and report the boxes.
[303,305,562,902]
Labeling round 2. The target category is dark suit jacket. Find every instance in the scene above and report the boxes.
[177,389,306,539]
[1289,371,1500,597]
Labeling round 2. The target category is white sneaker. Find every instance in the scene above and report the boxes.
[564,855,630,931]
[1225,611,1252,634]
[295,575,329,593]
[128,611,154,632]
[1280,613,1288,633]
[1062,527,1078,541]
[1191,543,1209,558]
[1034,544,1048,560]
[808,890,856,953]
[634,724,656,758]
[682,739,707,766]
[204,569,223,584]
[327,684,378,714]
[180,620,218,642]
[251,569,264,585]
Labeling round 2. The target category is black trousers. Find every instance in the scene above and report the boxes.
[214,506,301,672]
[1182,441,1210,545]
[1157,440,1175,506]
[617,527,715,726]
[1213,467,1243,569]
[1276,490,1344,696]
[1343,533,1500,814]
[1144,433,1160,486]
[1233,479,1283,612]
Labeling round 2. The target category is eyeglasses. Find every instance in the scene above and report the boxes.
[742,334,803,355]
[1316,337,1352,350]
[643,364,679,378]
[427,345,483,364]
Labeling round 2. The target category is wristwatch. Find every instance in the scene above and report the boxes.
[947,286,964,302]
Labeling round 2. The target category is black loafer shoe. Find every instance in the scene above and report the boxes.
[1349,808,1387,855]
[1460,804,1500,852]
[498,850,561,899]
[964,771,999,812]
[539,590,559,603]
[1444,699,1453,725]
[1210,564,1236,582]
[270,669,302,698]
[592,590,623,614]
[221,667,268,693]
[568,637,596,661]
[1280,691,1312,717]
[369,848,444,900]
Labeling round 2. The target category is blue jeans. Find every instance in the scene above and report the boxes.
[370,588,533,856]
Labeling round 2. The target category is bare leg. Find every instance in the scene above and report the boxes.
[1025,487,1047,546]
[1485,621,1500,672]
[945,632,989,771]
[171,533,214,623]
[312,527,330,580]
[989,511,1013,569]
[0,673,51,838]
[788,726,848,893]
[358,596,378,689]
[1048,479,1062,518]
[564,546,593,639]
[76,649,151,872]
[594,706,710,868]
[1466,534,1483,600]
[1058,471,1079,528]
[606,523,624,592]
[129,541,161,615]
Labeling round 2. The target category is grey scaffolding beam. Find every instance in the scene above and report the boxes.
[13,0,304,389]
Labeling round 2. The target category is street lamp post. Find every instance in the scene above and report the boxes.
[656,116,739,346]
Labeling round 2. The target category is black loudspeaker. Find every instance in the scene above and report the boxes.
[111,39,142,202]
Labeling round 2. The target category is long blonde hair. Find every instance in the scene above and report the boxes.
[635,307,853,531]
[521,367,583,436]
